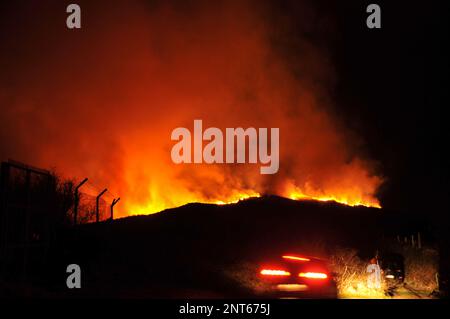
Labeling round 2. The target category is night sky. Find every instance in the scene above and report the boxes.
[333,1,449,214]
[272,0,449,214]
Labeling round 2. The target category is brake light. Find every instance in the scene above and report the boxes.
[260,269,291,276]
[298,272,328,279]
[282,255,310,262]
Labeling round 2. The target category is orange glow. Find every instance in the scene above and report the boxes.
[282,255,311,262]
[125,190,261,216]
[260,269,291,276]
[299,272,328,279]
[2,1,384,218]
[285,180,382,209]
[276,284,309,292]
[213,192,261,205]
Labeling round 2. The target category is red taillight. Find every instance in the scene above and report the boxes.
[282,255,310,262]
[260,269,291,276]
[298,272,328,279]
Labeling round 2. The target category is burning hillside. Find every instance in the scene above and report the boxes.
[0,0,382,216]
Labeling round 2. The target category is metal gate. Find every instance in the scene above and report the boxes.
[0,160,54,283]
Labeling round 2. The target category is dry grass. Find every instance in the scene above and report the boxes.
[329,248,387,299]
[399,246,439,293]
[330,245,439,298]
[223,262,268,294]
[223,245,439,299]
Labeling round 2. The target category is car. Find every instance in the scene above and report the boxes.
[379,252,405,284]
[257,254,337,298]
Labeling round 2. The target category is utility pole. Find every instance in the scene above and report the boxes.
[110,198,120,220]
[96,188,108,223]
[74,178,88,225]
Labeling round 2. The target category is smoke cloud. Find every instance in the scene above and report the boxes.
[0,0,382,216]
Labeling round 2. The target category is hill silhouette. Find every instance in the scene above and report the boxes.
[50,195,396,297]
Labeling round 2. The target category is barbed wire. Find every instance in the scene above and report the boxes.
[76,179,118,203]
[73,178,119,222]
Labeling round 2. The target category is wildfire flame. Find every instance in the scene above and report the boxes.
[125,176,381,216]
[287,190,381,208]
[124,179,382,215]
[213,191,261,205]
[0,1,383,217]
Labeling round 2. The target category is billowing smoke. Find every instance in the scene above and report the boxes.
[0,0,382,216]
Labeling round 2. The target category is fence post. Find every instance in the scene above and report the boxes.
[110,198,120,221]
[74,178,88,225]
[96,188,108,223]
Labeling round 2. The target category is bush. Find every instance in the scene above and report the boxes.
[329,248,387,299]
[398,246,439,293]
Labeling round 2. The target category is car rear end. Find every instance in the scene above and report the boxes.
[258,255,337,299]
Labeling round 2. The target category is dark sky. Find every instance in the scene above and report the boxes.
[332,1,449,214]
[252,0,450,213]
[0,0,448,217]
[292,0,449,214]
